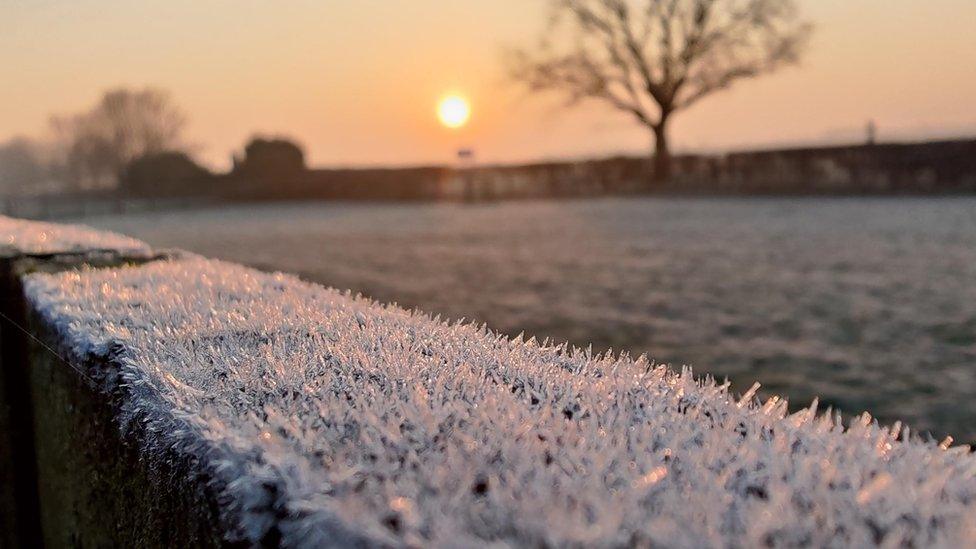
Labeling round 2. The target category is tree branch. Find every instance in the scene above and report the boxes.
[510,0,811,137]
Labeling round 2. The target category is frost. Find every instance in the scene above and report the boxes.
[23,257,976,547]
[0,215,150,256]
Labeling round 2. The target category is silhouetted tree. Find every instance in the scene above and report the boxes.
[0,138,44,195]
[511,0,811,183]
[120,151,212,197]
[233,137,306,178]
[51,88,186,189]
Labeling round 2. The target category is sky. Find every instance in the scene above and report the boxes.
[2,0,975,169]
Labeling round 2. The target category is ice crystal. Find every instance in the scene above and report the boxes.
[23,257,976,548]
[0,215,150,256]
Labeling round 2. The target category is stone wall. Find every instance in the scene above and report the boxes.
[0,217,154,547]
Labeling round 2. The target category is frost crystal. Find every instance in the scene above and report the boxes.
[0,215,150,256]
[23,257,976,548]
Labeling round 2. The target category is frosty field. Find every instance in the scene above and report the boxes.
[78,196,976,442]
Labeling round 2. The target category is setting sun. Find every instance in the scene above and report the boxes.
[437,95,471,129]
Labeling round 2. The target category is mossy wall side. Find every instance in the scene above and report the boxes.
[25,313,226,548]
[1,250,234,548]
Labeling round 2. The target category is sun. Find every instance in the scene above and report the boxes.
[437,95,471,129]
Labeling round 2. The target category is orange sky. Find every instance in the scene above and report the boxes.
[2,0,975,169]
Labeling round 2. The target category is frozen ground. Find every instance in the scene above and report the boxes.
[25,256,976,547]
[79,197,976,442]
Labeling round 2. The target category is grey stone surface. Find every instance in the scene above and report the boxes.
[0,216,153,548]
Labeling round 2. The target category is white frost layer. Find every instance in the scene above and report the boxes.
[24,258,976,547]
[0,215,150,256]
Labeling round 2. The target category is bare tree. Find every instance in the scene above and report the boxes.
[511,0,811,183]
[51,88,185,189]
[0,138,44,195]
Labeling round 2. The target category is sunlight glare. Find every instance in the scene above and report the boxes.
[437,95,471,129]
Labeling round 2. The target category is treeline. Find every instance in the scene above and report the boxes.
[197,138,976,201]
[4,87,976,201]
[52,136,976,202]
[0,88,186,196]
[712,140,976,194]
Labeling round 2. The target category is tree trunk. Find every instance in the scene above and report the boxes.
[652,121,671,184]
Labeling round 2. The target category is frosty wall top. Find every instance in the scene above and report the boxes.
[20,243,976,547]
[0,215,151,257]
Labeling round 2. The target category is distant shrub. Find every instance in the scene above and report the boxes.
[233,137,306,179]
[120,151,212,197]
